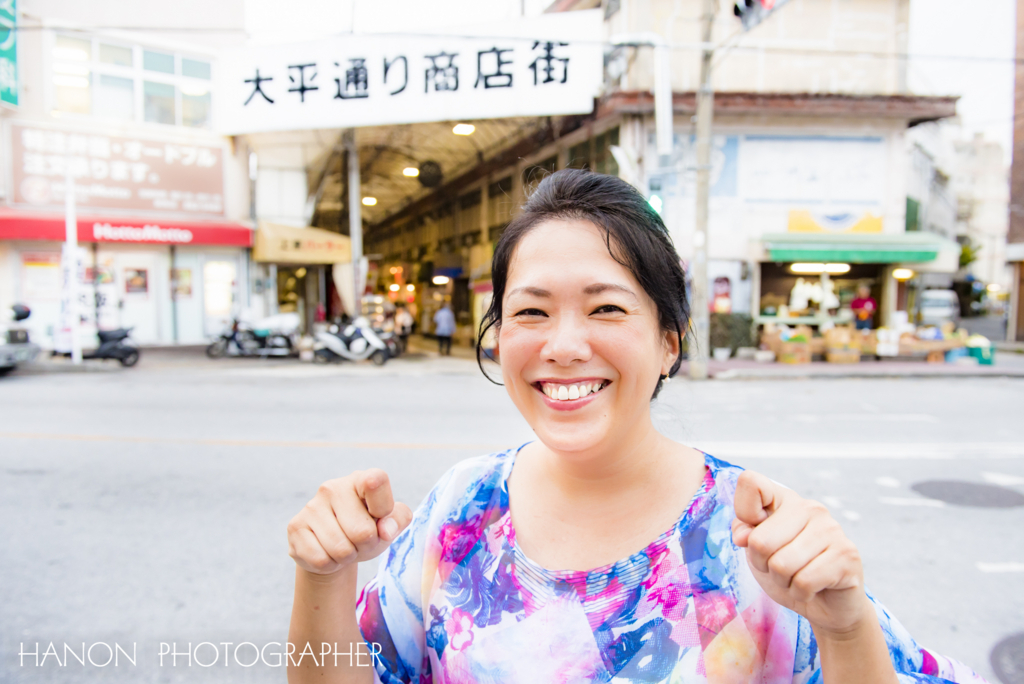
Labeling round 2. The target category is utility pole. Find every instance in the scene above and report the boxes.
[689,0,716,380]
[344,128,363,317]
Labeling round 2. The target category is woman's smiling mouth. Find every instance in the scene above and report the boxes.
[532,379,611,408]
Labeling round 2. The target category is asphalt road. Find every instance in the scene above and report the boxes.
[1,349,1022,683]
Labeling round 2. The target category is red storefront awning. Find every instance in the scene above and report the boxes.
[0,208,253,247]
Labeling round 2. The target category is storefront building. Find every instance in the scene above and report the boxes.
[0,19,254,349]
[0,210,251,348]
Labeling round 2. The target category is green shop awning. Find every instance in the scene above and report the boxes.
[762,232,959,263]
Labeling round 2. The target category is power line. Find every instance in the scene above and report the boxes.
[7,24,1024,66]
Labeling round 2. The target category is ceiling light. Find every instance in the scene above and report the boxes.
[789,263,826,274]
[406,284,415,291]
[402,167,419,177]
[789,263,850,275]
[389,283,400,292]
[361,197,377,206]
[452,123,475,136]
[432,275,450,285]
[893,268,915,281]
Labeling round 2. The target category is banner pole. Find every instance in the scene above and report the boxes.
[65,167,82,364]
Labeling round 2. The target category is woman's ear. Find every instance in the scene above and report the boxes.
[661,326,681,375]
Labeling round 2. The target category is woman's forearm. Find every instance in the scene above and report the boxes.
[287,565,374,684]
[813,598,899,684]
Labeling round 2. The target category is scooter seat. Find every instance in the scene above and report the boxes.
[98,328,131,343]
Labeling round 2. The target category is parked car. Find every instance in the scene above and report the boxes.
[0,304,41,375]
[918,289,961,327]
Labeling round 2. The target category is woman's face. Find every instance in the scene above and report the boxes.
[498,218,678,455]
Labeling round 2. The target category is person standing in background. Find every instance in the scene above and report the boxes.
[433,303,455,355]
[395,304,414,353]
[851,284,877,330]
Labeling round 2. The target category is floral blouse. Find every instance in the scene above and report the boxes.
[355,444,989,684]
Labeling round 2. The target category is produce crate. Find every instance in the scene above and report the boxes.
[826,349,861,364]
[778,342,811,364]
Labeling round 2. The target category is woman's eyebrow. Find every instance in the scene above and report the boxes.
[507,286,551,298]
[583,282,637,298]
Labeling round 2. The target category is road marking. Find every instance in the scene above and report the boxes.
[695,442,1024,459]
[792,414,939,423]
[0,432,504,451]
[976,562,1024,573]
[878,496,946,507]
[982,471,1024,487]
[876,476,901,488]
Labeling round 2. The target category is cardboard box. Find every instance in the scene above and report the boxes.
[826,349,861,364]
[778,341,811,364]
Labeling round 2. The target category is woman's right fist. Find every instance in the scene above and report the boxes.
[287,468,414,576]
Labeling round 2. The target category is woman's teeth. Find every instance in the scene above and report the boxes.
[541,381,607,401]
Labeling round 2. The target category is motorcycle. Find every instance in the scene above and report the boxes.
[206,313,300,359]
[314,316,389,365]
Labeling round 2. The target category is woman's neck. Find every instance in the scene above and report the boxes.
[526,415,683,506]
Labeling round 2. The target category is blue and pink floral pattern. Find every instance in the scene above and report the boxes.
[355,445,989,684]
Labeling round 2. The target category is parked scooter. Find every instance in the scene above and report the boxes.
[313,316,389,365]
[376,327,401,359]
[60,327,139,367]
[206,313,300,358]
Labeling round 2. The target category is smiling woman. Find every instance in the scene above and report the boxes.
[285,170,991,684]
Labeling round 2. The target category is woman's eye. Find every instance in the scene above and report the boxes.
[592,304,626,314]
[514,308,547,317]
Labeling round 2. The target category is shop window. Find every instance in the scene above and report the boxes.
[566,128,620,175]
[143,50,175,74]
[51,33,213,128]
[144,81,176,124]
[488,176,512,198]
[182,58,212,80]
[95,75,133,121]
[906,197,920,232]
[182,89,211,128]
[489,224,506,242]
[592,127,620,176]
[52,36,92,114]
[523,155,557,189]
[567,140,590,169]
[460,189,482,209]
[99,43,132,67]
[461,231,481,247]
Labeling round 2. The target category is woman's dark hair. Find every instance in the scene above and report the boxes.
[476,168,690,399]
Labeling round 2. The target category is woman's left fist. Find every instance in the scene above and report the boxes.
[731,470,873,637]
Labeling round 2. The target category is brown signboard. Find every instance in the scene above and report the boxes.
[253,222,351,264]
[8,122,224,216]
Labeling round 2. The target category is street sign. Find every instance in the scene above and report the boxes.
[0,0,17,107]
[216,11,603,134]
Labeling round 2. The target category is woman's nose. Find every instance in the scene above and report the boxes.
[541,314,591,366]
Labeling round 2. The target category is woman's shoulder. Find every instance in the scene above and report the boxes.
[698,449,746,504]
[415,446,516,525]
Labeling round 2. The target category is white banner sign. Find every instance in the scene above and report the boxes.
[217,11,604,134]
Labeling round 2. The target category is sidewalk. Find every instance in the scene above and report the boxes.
[683,352,1024,380]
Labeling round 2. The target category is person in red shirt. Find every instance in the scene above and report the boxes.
[851,284,877,330]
